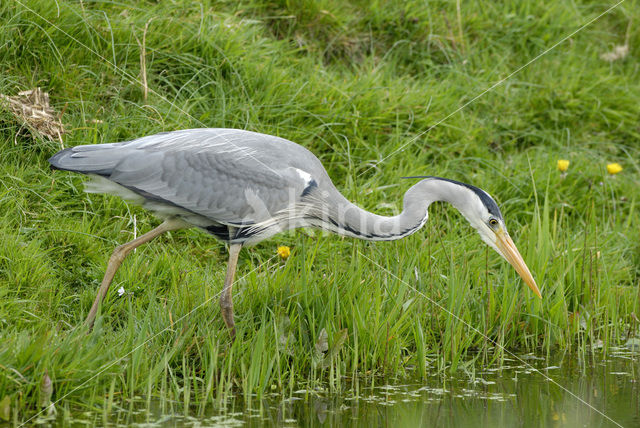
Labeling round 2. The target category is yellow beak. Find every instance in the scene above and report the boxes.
[495,229,542,299]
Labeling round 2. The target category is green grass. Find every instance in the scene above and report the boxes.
[1,0,639,422]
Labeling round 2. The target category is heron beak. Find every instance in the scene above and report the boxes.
[495,228,542,299]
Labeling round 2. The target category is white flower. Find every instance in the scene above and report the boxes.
[117,287,125,296]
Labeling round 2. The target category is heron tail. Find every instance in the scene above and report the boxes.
[48,143,125,177]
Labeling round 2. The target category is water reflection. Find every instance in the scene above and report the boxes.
[45,350,639,427]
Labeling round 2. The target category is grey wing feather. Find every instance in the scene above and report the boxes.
[49,129,325,226]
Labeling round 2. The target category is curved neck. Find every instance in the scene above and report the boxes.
[325,178,478,241]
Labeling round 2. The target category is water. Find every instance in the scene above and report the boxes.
[36,349,639,427]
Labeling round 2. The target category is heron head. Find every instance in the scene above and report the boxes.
[451,182,541,299]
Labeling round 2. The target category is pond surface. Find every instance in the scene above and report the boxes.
[38,349,639,427]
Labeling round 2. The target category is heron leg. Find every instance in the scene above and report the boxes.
[85,218,185,329]
[220,243,242,340]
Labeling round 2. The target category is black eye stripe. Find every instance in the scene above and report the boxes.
[407,176,503,220]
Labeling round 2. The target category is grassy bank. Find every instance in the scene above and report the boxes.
[1,0,639,422]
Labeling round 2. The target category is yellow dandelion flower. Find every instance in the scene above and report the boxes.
[277,246,291,259]
[606,163,622,175]
[557,159,569,172]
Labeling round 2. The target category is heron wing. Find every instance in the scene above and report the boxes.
[52,129,319,225]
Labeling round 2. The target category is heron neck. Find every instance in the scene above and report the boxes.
[327,179,468,241]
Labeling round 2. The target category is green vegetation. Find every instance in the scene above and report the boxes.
[0,0,638,422]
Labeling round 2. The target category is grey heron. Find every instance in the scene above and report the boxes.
[49,128,541,338]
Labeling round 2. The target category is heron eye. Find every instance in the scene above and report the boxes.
[489,218,499,227]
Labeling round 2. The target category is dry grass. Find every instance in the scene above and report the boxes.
[0,88,65,147]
